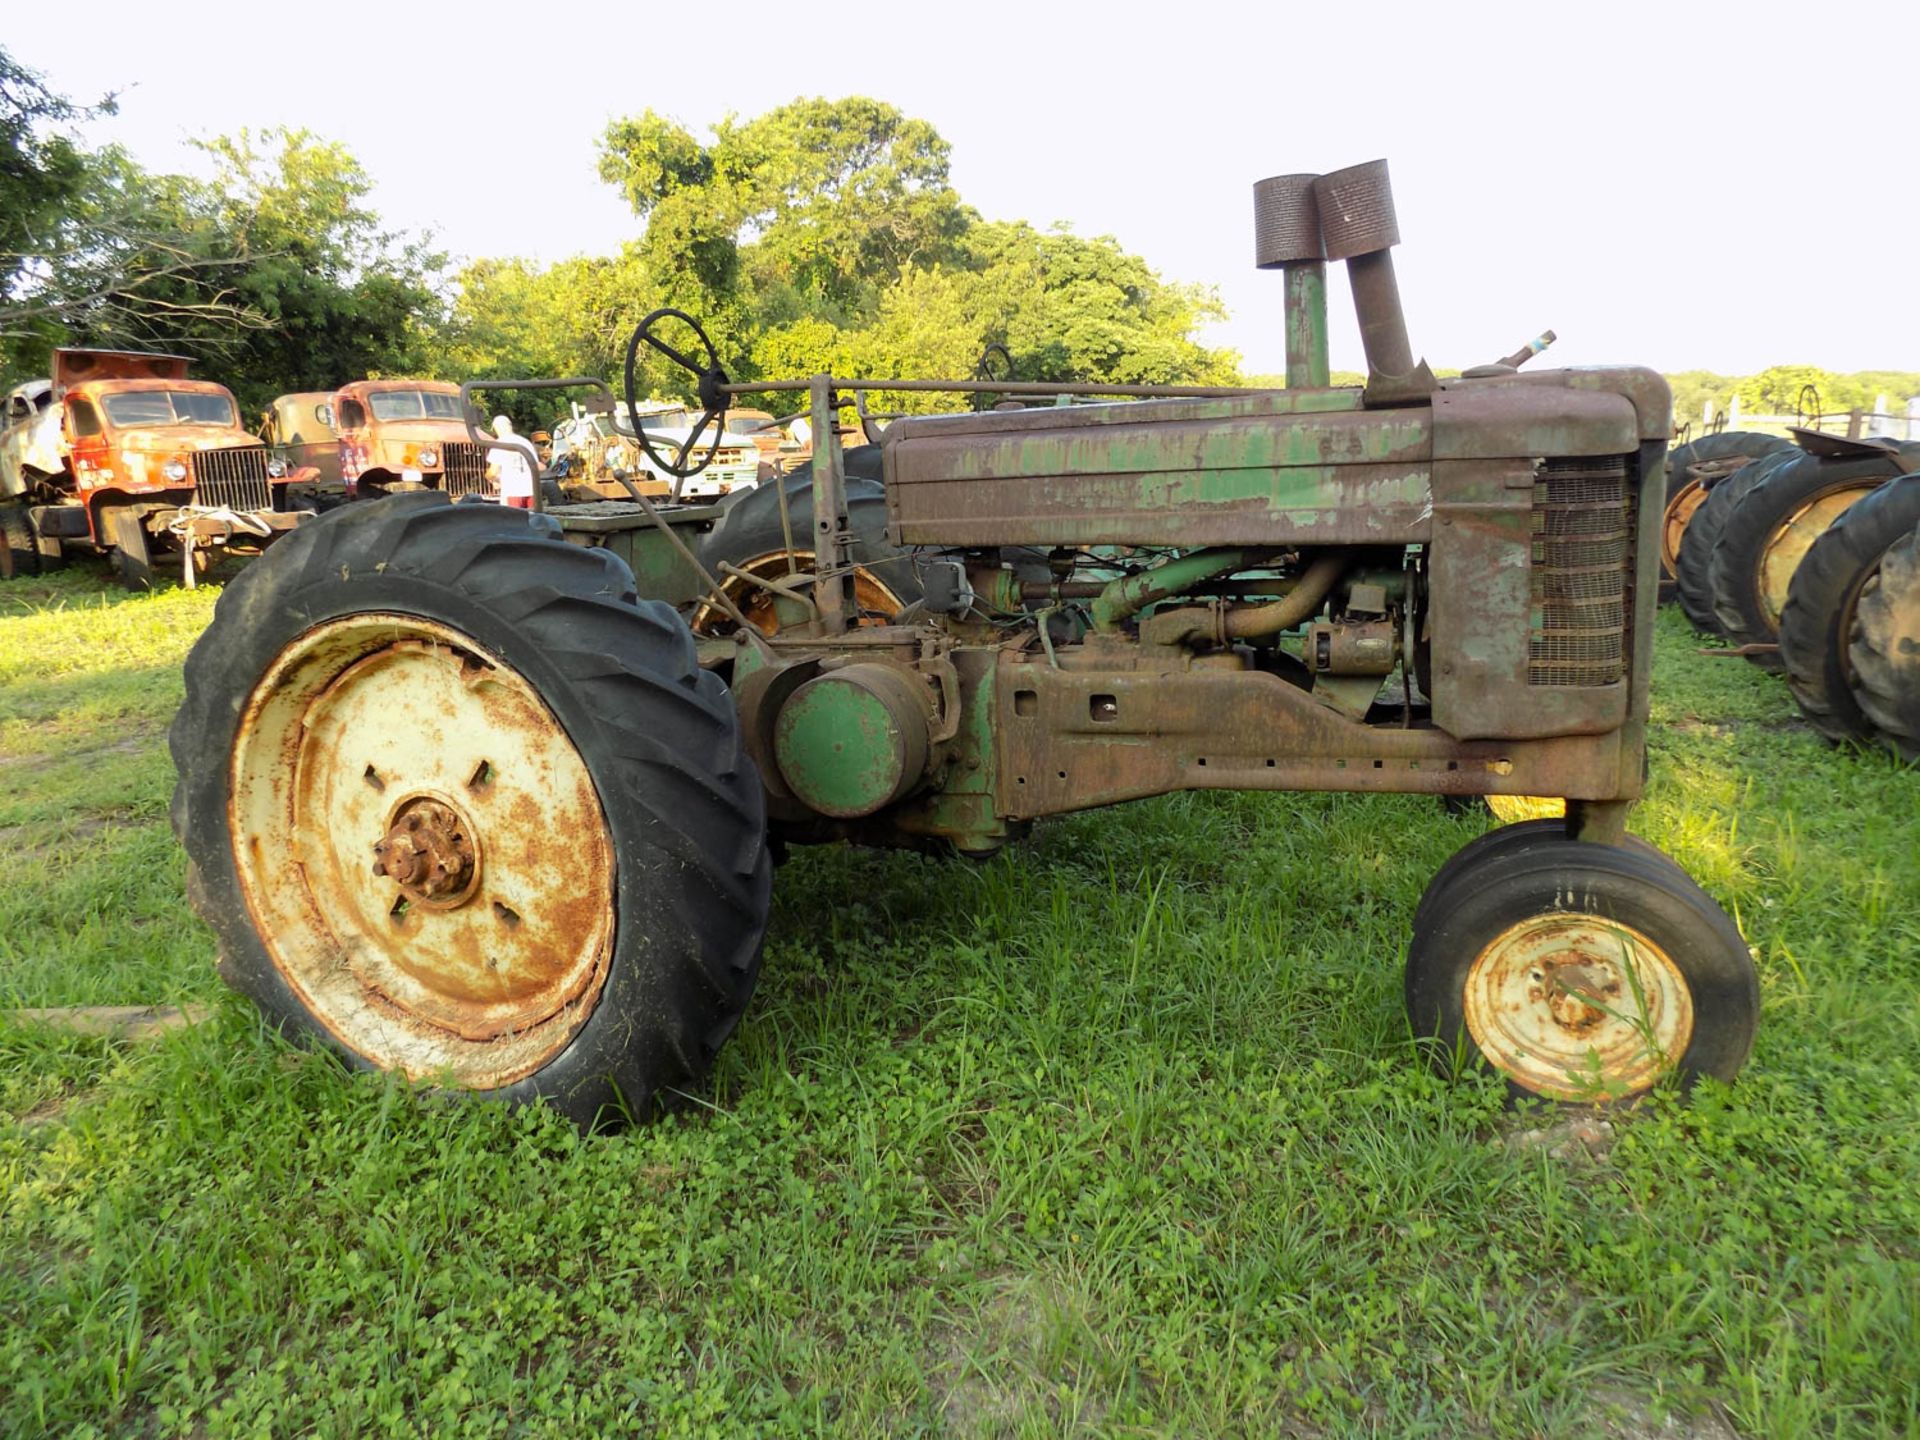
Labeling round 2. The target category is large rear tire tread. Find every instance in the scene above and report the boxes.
[169,492,773,1128]
[1779,475,1920,746]
[1708,453,1896,665]
[1674,449,1798,636]
[1665,431,1792,506]
[1850,519,1920,762]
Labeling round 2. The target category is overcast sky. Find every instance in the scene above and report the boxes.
[22,0,1920,379]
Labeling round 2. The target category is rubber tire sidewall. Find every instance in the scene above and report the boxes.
[1779,474,1920,745]
[1675,448,1798,635]
[171,493,772,1126]
[1407,838,1758,1101]
[700,445,924,617]
[1707,452,1896,663]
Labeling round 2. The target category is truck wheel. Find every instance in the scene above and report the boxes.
[1779,475,1920,746]
[692,445,923,634]
[1661,431,1791,597]
[1674,448,1797,635]
[168,492,773,1128]
[1708,452,1896,667]
[1849,518,1920,761]
[1406,832,1756,1103]
[0,502,36,580]
[104,506,155,592]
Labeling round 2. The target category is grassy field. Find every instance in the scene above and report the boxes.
[2,561,1916,1438]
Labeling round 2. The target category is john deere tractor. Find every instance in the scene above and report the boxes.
[171,161,1758,1127]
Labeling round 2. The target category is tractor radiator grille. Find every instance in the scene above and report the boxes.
[191,446,272,513]
[1529,456,1633,687]
[441,441,493,499]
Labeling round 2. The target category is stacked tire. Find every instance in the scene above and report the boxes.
[1778,474,1920,761]
[1665,429,1920,762]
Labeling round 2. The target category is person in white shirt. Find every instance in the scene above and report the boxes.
[487,414,536,510]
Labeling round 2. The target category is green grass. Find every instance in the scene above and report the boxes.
[2,570,1917,1438]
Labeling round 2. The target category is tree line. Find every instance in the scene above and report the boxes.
[4,47,1911,433]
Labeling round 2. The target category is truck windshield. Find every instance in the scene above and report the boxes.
[100,391,237,427]
[367,390,464,422]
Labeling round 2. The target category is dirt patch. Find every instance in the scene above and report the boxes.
[1586,1384,1740,1439]
[927,1273,1106,1436]
[1504,1112,1617,1163]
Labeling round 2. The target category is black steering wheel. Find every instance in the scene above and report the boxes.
[622,307,732,480]
[971,342,1015,412]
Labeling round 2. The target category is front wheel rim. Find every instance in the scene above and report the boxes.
[1463,913,1694,1100]
[228,613,617,1088]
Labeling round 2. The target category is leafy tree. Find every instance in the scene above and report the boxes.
[126,128,446,411]
[599,97,971,321]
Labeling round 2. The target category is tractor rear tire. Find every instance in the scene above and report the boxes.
[1407,831,1757,1104]
[1661,432,1792,600]
[693,444,923,634]
[169,492,773,1129]
[1708,451,1897,667]
[1675,448,1797,636]
[1779,474,1920,746]
[1849,518,1920,761]
[0,502,36,581]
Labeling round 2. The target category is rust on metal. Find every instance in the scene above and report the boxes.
[227,614,615,1087]
[1461,914,1693,1100]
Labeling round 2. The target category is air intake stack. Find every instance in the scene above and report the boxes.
[1254,160,1436,405]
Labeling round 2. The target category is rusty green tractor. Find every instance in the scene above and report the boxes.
[170,161,1758,1127]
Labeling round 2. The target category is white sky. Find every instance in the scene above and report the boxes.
[22,0,1920,377]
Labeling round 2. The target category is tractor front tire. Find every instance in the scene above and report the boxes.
[169,492,772,1128]
[1407,832,1757,1104]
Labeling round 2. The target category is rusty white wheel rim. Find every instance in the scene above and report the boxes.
[1463,914,1693,1100]
[229,614,615,1088]
[691,550,905,635]
[1756,483,1879,630]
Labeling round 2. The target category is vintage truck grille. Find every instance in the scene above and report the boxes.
[441,441,493,498]
[1528,456,1633,687]
[191,445,272,512]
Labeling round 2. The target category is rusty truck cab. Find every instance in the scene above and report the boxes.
[333,380,491,500]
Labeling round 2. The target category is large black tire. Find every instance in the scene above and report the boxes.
[1850,518,1920,761]
[1407,832,1757,1104]
[695,444,923,631]
[169,493,772,1129]
[1708,451,1899,667]
[1675,448,1798,635]
[0,501,36,581]
[1413,817,1664,932]
[1664,430,1792,507]
[1779,474,1920,746]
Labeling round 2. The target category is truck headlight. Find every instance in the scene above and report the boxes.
[162,460,189,482]
[266,458,287,478]
[417,448,439,469]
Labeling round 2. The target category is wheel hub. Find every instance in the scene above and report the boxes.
[1531,956,1621,1033]
[1464,913,1694,1100]
[374,797,479,907]
[228,613,617,1088]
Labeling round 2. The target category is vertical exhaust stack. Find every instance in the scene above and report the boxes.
[1311,160,1436,406]
[1253,174,1329,389]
